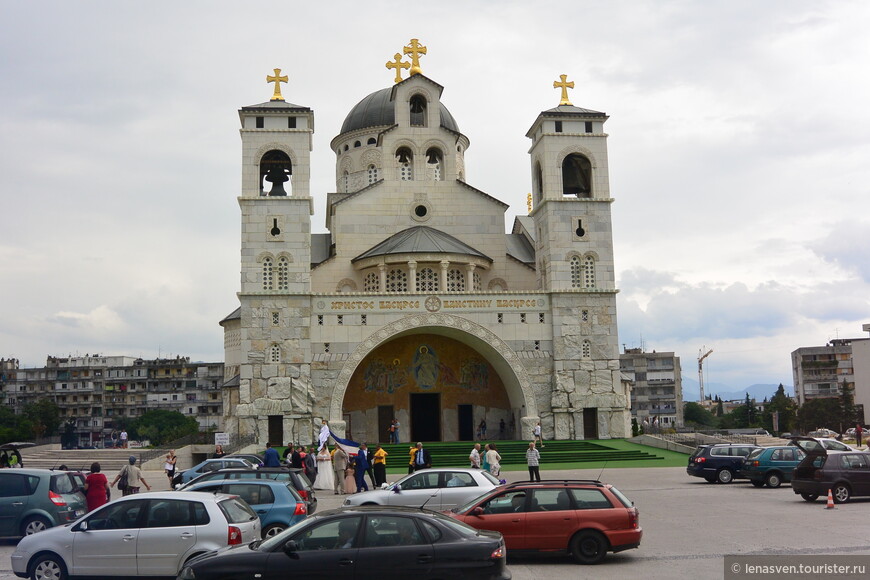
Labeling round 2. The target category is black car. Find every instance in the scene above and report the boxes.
[180,467,317,513]
[178,506,511,580]
[791,436,870,503]
[686,443,761,484]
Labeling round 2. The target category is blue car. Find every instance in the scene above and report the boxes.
[182,478,308,538]
[739,446,806,488]
[173,457,257,487]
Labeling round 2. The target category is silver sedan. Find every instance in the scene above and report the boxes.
[343,468,500,510]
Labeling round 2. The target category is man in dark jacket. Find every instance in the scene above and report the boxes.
[291,445,303,469]
[354,444,370,492]
[412,442,432,471]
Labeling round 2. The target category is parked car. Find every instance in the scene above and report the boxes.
[0,468,87,537]
[788,437,857,452]
[739,446,806,488]
[227,453,265,467]
[807,428,839,439]
[179,467,317,514]
[182,479,308,538]
[686,443,761,483]
[177,505,510,580]
[11,491,260,580]
[791,437,870,503]
[448,479,641,565]
[172,457,258,487]
[342,468,500,510]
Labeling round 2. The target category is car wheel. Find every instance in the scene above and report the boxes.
[22,516,51,536]
[570,530,609,565]
[750,480,765,488]
[716,469,733,484]
[800,493,819,502]
[262,524,286,539]
[765,473,782,488]
[28,553,67,580]
[832,484,851,504]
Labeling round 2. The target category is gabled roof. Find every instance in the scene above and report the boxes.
[352,226,492,263]
[220,307,241,324]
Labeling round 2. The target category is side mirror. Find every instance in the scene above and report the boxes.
[283,540,298,553]
[471,507,484,517]
[76,520,89,532]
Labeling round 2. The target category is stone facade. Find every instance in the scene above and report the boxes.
[221,62,631,445]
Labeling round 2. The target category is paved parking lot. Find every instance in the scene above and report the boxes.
[2,465,868,579]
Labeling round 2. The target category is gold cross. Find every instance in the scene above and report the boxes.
[266,68,288,101]
[553,74,574,106]
[403,38,427,75]
[386,53,411,84]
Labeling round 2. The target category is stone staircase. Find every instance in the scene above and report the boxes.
[18,446,161,472]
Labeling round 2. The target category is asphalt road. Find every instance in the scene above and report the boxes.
[2,466,868,580]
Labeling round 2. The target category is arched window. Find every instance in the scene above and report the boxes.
[386,269,408,293]
[446,269,465,292]
[354,141,361,148]
[410,95,427,127]
[582,340,592,359]
[534,161,543,201]
[367,137,377,145]
[570,255,582,288]
[364,272,379,292]
[396,147,413,181]
[262,257,274,290]
[259,150,292,196]
[343,171,350,193]
[269,344,281,363]
[416,267,439,292]
[368,165,379,184]
[583,255,596,288]
[562,154,592,197]
[425,148,443,181]
[277,257,290,290]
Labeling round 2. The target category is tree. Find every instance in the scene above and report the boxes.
[684,402,716,428]
[762,384,797,434]
[797,398,841,433]
[715,397,724,417]
[130,410,199,446]
[23,399,60,440]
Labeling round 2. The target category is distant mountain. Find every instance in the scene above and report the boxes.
[680,379,793,403]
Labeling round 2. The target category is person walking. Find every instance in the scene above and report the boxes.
[412,442,432,471]
[408,444,417,474]
[263,442,281,467]
[344,458,357,494]
[83,462,110,511]
[354,444,370,492]
[119,429,128,449]
[304,446,318,483]
[482,444,491,473]
[469,443,481,469]
[856,424,864,448]
[112,455,151,496]
[332,445,348,494]
[313,446,335,491]
[533,422,545,447]
[164,450,177,485]
[526,441,541,481]
[373,444,388,487]
[485,443,501,477]
[477,419,487,439]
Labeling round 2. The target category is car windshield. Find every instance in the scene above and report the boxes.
[452,489,497,514]
[218,497,258,524]
[258,514,317,551]
[431,511,482,537]
[747,448,764,460]
[480,471,500,485]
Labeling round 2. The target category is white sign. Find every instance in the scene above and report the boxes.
[214,432,230,446]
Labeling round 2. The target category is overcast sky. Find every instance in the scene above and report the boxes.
[1,1,868,393]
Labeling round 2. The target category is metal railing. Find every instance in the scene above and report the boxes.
[138,432,257,464]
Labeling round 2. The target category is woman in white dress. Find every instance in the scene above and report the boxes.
[485,444,502,477]
[313,446,336,491]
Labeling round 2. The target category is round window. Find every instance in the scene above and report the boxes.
[414,205,428,217]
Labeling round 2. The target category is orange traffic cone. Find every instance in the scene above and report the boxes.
[825,488,836,509]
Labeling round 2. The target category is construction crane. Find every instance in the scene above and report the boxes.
[698,347,713,402]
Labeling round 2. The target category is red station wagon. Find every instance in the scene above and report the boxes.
[447,479,641,564]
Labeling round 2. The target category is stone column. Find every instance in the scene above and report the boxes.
[378,263,387,292]
[440,260,449,291]
[408,260,417,293]
[465,263,476,291]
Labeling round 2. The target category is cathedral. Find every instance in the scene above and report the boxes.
[220,40,631,445]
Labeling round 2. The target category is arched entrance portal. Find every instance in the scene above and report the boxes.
[330,314,538,443]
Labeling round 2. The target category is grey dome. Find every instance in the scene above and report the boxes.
[339,87,460,135]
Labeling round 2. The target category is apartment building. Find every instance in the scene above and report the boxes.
[2,355,224,447]
[791,340,854,407]
[620,348,683,428]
